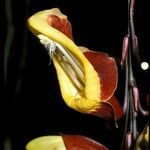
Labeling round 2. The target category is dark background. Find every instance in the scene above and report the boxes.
[3,0,149,150]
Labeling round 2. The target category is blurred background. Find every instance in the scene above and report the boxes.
[3,0,149,150]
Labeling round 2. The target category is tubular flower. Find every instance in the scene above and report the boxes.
[26,135,108,150]
[27,8,123,122]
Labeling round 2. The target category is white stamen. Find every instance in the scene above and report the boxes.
[38,35,56,59]
[55,42,84,83]
[37,34,85,90]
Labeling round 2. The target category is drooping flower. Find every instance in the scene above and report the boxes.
[26,135,108,150]
[27,8,123,122]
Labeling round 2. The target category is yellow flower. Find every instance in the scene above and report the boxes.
[27,8,123,122]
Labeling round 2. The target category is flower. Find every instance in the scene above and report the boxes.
[26,135,108,150]
[27,8,123,123]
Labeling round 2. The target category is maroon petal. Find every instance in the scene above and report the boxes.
[62,135,108,150]
[91,96,124,121]
[84,51,118,101]
[91,102,114,121]
[83,51,123,120]
[47,14,73,39]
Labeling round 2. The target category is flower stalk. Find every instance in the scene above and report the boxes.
[121,0,149,149]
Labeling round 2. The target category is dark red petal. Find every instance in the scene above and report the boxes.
[91,96,123,121]
[47,15,73,39]
[84,51,123,120]
[91,101,114,121]
[62,135,108,150]
[107,95,124,120]
[84,51,118,101]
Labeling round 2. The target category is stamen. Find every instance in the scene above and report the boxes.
[54,54,84,90]
[37,34,85,90]
[38,34,56,59]
[55,42,84,83]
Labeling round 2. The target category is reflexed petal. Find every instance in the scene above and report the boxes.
[91,96,123,120]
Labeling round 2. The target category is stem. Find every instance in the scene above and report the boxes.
[129,0,140,62]
[120,92,129,150]
[4,0,15,85]
[121,0,149,149]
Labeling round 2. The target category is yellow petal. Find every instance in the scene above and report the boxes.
[26,136,66,150]
[28,8,101,113]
